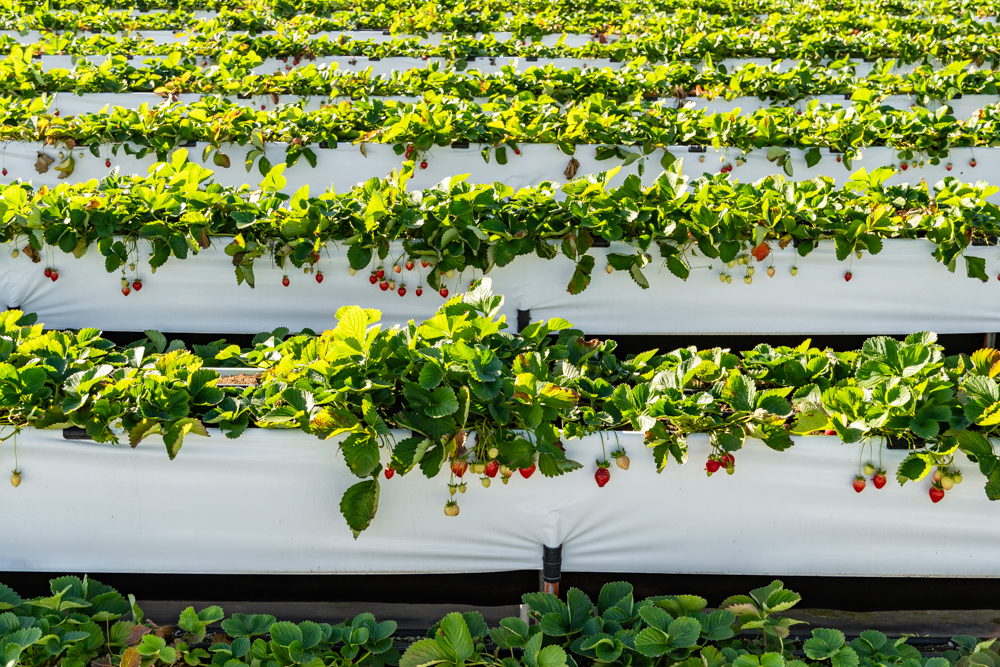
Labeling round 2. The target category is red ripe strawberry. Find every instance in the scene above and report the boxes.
[105,159,111,167]
[946,163,953,171]
[439,287,449,298]
[398,286,406,296]
[853,475,866,493]
[515,148,521,155]
[452,459,468,477]
[54,110,59,116]
[50,270,58,282]
[484,460,499,478]
[384,467,395,479]
[132,280,142,291]
[44,267,51,278]
[422,54,429,61]
[823,429,837,435]
[260,104,266,110]
[519,463,536,478]
[421,260,430,268]
[282,275,290,287]
[720,453,734,468]
[405,260,414,270]
[929,485,945,503]
[845,271,852,282]
[369,272,378,284]
[315,271,324,283]
[379,281,389,291]
[873,471,887,489]
[900,162,908,171]
[595,464,610,487]
[393,264,401,273]
[420,161,428,170]
[706,458,720,473]
[415,287,423,296]
[836,155,841,162]
[970,158,977,167]
[376,267,385,279]
[121,286,130,296]
[1,168,6,176]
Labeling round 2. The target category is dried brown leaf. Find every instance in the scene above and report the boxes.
[563,157,579,180]
[125,625,150,646]
[34,152,55,174]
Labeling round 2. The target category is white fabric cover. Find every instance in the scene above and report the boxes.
[0,239,994,335]
[0,31,599,47]
[0,428,994,576]
[5,141,998,206]
[30,56,969,76]
[42,92,993,121]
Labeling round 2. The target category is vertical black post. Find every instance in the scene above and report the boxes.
[517,309,531,333]
[541,544,562,596]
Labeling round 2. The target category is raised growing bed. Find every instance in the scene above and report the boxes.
[2,239,996,335]
[0,428,994,576]
[3,141,993,202]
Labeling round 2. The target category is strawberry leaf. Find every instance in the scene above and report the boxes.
[666,256,689,281]
[339,479,380,539]
[567,255,595,294]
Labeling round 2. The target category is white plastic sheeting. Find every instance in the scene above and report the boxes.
[4,141,997,202]
[0,239,995,335]
[27,55,956,76]
[0,428,995,576]
[0,30,603,47]
[41,91,994,121]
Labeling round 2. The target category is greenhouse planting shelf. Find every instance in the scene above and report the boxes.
[0,428,994,576]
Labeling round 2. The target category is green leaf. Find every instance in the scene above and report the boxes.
[439,613,474,662]
[342,433,381,478]
[339,479,380,539]
[399,639,449,667]
[426,387,459,418]
[831,648,860,667]
[634,628,671,658]
[966,256,988,282]
[668,616,702,648]
[896,452,932,485]
[804,629,846,659]
[419,363,444,390]
[0,584,21,611]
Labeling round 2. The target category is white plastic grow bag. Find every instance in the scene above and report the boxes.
[0,239,996,336]
[2,141,997,205]
[0,429,995,576]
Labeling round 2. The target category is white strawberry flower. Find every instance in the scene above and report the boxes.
[109,418,125,435]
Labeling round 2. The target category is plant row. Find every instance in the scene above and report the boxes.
[5,52,997,106]
[0,575,988,667]
[6,93,998,172]
[14,0,1000,17]
[9,28,1000,63]
[4,7,998,37]
[4,153,999,293]
[2,277,1000,532]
